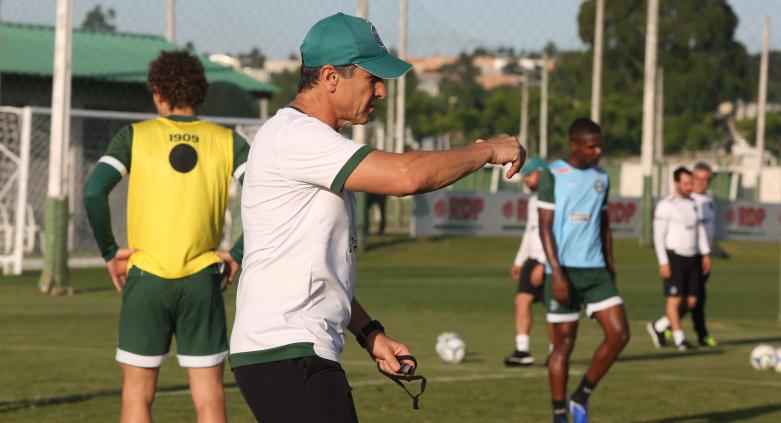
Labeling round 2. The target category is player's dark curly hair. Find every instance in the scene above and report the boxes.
[147,50,209,109]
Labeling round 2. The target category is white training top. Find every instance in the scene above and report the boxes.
[513,193,547,265]
[653,194,711,265]
[692,192,715,248]
[229,107,373,366]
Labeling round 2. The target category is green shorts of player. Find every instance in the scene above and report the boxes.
[544,267,623,324]
[115,264,228,368]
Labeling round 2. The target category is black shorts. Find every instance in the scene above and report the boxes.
[233,356,358,423]
[664,250,702,297]
[518,259,544,302]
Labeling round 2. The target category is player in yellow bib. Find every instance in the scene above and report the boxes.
[84,51,247,423]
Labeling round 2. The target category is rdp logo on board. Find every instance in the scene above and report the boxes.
[434,196,485,221]
[727,207,766,228]
[608,201,637,224]
[502,198,529,221]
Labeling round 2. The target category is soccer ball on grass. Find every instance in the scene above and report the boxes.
[436,332,467,364]
[749,344,777,370]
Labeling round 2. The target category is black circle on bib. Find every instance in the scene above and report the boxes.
[169,143,198,173]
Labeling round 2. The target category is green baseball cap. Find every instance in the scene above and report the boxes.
[300,13,412,79]
[520,157,548,175]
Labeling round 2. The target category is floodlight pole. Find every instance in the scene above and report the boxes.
[540,55,549,159]
[640,0,658,246]
[353,0,368,147]
[395,0,407,154]
[167,0,175,43]
[654,67,664,197]
[590,0,604,123]
[755,17,769,202]
[519,68,530,153]
[42,0,73,294]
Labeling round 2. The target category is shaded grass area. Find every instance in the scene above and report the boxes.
[0,238,779,422]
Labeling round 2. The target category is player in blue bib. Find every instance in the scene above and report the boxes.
[538,118,630,423]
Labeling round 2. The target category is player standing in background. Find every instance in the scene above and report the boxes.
[691,162,717,346]
[505,157,553,367]
[84,51,245,423]
[538,118,630,423]
[646,167,711,352]
[229,13,525,422]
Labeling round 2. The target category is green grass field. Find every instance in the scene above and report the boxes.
[1,237,780,422]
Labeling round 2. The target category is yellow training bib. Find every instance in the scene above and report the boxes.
[127,117,233,279]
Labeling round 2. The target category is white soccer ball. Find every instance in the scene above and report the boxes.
[775,349,781,373]
[750,344,777,370]
[436,332,467,364]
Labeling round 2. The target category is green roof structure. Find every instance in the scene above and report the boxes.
[0,23,278,96]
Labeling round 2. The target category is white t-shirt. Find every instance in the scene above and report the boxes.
[229,107,373,367]
[653,194,711,265]
[692,192,715,247]
[513,193,547,265]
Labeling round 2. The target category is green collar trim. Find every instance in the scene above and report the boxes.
[164,115,199,122]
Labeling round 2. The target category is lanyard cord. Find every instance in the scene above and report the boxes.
[377,355,427,410]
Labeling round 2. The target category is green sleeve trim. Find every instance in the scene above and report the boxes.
[229,234,244,264]
[104,125,133,172]
[83,162,123,261]
[330,145,374,192]
[538,167,555,204]
[232,131,250,174]
[228,342,316,369]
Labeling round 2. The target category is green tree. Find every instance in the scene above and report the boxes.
[575,0,750,153]
[268,69,299,114]
[81,5,116,32]
[238,48,266,69]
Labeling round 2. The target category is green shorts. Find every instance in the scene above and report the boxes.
[544,267,623,323]
[116,264,228,368]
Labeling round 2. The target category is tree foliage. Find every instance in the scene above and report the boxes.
[81,5,116,32]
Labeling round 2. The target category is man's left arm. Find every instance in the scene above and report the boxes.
[349,298,414,375]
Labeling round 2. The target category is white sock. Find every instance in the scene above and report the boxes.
[673,330,685,345]
[516,334,530,352]
[654,316,670,333]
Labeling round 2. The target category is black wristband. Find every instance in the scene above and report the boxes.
[356,320,384,348]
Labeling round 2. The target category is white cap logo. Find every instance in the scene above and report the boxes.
[370,24,385,48]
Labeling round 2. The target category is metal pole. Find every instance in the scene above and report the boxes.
[590,0,604,123]
[640,0,658,246]
[755,17,770,202]
[395,0,407,154]
[42,0,73,293]
[540,55,549,159]
[386,78,396,150]
[353,0,369,146]
[167,0,175,43]
[520,68,529,153]
[654,67,664,197]
[0,0,4,106]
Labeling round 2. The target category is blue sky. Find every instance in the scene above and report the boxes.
[6,0,780,57]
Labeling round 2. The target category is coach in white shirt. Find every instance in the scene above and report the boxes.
[646,167,711,351]
[689,162,718,346]
[228,13,526,423]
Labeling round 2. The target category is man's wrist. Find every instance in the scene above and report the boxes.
[356,320,385,348]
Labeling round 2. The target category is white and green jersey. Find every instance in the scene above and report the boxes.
[538,159,609,271]
[229,107,373,368]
